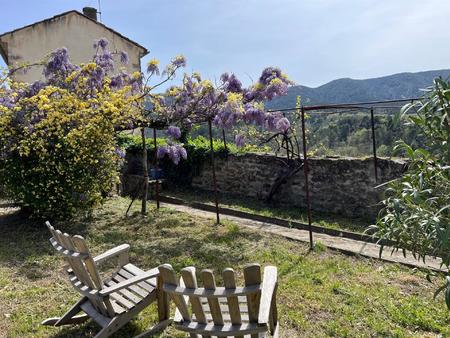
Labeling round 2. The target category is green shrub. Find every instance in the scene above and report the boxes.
[119,133,262,186]
[372,78,450,308]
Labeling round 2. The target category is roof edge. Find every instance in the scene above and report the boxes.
[0,10,149,57]
[0,41,7,65]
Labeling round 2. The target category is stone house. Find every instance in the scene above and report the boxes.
[0,7,148,83]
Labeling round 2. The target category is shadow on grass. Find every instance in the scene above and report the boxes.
[49,320,154,338]
[0,200,266,282]
[0,208,53,267]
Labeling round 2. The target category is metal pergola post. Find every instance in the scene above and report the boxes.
[153,127,160,209]
[300,106,314,250]
[208,119,220,224]
[370,107,379,182]
[141,127,148,215]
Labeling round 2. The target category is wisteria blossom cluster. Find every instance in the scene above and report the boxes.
[153,66,293,160]
[214,67,293,133]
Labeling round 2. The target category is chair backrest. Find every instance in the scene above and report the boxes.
[46,221,115,317]
[159,263,267,338]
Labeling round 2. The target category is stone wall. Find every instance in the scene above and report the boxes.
[191,153,406,219]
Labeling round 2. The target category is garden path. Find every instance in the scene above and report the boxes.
[162,202,445,272]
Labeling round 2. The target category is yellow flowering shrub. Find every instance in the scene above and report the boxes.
[0,46,142,219]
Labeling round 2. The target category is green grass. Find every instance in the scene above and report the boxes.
[163,186,368,233]
[0,197,449,337]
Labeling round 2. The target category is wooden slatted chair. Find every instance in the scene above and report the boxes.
[42,221,170,338]
[159,263,279,338]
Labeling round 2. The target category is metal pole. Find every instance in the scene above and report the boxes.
[153,127,160,209]
[208,119,220,224]
[370,108,379,182]
[141,127,148,215]
[300,107,314,249]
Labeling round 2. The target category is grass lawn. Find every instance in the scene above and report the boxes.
[0,197,449,337]
[163,186,368,233]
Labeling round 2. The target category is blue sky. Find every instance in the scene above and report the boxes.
[0,0,449,88]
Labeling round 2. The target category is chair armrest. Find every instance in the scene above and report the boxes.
[93,244,130,266]
[99,267,159,296]
[258,266,278,325]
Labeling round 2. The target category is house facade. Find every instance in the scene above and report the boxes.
[0,8,148,83]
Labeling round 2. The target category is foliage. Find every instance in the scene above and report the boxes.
[372,78,450,308]
[119,133,262,185]
[306,112,422,157]
[0,40,140,219]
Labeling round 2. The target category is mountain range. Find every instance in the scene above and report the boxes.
[265,69,450,109]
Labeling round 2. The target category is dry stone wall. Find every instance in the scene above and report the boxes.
[191,153,406,219]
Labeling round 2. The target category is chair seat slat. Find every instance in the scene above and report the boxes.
[163,284,262,298]
[106,279,143,304]
[119,265,156,291]
[113,274,150,298]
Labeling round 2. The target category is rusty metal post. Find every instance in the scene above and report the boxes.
[141,127,148,215]
[300,107,314,250]
[370,108,379,182]
[153,127,160,209]
[208,119,220,224]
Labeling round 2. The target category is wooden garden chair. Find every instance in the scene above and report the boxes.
[159,263,279,338]
[42,222,170,338]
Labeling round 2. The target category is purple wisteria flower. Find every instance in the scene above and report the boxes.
[130,76,142,93]
[178,146,187,160]
[110,72,131,90]
[220,72,230,82]
[94,49,114,72]
[259,67,282,85]
[265,79,288,100]
[110,74,124,89]
[157,146,168,159]
[94,38,109,50]
[115,147,126,158]
[86,67,105,90]
[43,47,78,81]
[157,144,187,164]
[120,51,129,64]
[276,117,291,133]
[28,81,45,96]
[171,55,187,68]
[243,104,265,126]
[222,73,242,93]
[213,109,241,129]
[167,125,181,139]
[0,92,14,109]
[235,134,245,148]
[147,60,160,76]
[213,99,243,129]
[266,111,284,131]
